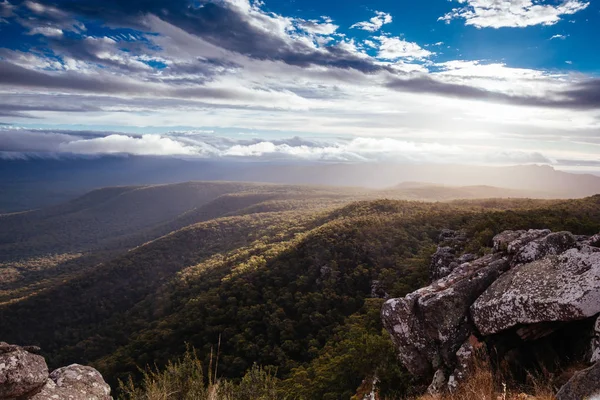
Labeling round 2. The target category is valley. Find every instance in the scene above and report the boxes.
[2,181,600,398]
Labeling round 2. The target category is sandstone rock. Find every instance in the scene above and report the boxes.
[556,361,600,400]
[0,342,49,399]
[472,247,600,336]
[382,253,509,377]
[30,364,112,400]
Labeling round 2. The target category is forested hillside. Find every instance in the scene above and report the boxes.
[2,183,600,399]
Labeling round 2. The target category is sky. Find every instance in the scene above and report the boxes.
[1,0,600,169]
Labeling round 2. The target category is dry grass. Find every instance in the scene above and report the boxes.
[415,356,556,400]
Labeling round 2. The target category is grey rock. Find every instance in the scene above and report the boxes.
[492,229,551,255]
[427,369,446,395]
[447,336,487,392]
[382,254,509,377]
[472,247,600,336]
[512,231,577,266]
[30,364,112,400]
[586,233,600,248]
[457,253,477,264]
[370,280,388,299]
[0,342,49,399]
[591,315,600,363]
[556,361,600,400]
[430,246,458,281]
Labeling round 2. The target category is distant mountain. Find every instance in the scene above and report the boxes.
[1,156,599,212]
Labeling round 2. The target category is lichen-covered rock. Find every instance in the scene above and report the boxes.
[430,246,458,281]
[447,335,487,392]
[0,342,49,399]
[383,228,600,394]
[506,229,552,255]
[430,230,469,281]
[427,369,446,395]
[30,364,112,400]
[512,231,577,266]
[472,246,600,336]
[556,361,600,400]
[382,253,509,378]
[591,315,600,363]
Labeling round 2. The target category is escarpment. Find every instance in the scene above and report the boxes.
[382,229,600,398]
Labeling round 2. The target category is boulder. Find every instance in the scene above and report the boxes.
[0,343,111,400]
[0,342,48,399]
[30,364,112,400]
[383,228,600,393]
[511,231,578,266]
[382,253,509,378]
[472,246,600,336]
[556,361,600,400]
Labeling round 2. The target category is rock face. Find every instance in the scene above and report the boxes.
[0,343,48,399]
[0,343,111,400]
[382,228,600,395]
[472,246,600,336]
[556,361,600,400]
[382,253,509,377]
[591,316,600,363]
[429,230,468,281]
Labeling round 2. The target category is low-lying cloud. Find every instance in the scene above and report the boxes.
[0,127,557,166]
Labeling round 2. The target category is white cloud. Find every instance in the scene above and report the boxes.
[550,34,567,40]
[58,134,198,155]
[27,26,63,37]
[297,17,338,35]
[374,35,433,60]
[0,128,561,165]
[439,0,590,28]
[350,11,392,32]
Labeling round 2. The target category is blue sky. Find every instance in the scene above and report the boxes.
[0,0,600,169]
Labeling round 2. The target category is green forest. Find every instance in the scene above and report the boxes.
[2,183,600,399]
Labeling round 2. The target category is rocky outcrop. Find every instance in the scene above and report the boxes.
[382,252,509,377]
[0,344,48,399]
[0,343,111,400]
[382,228,600,395]
[556,361,600,400]
[472,246,600,336]
[429,229,468,281]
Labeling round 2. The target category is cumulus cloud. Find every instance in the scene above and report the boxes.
[297,17,338,35]
[374,36,434,60]
[350,11,392,32]
[58,134,198,155]
[439,0,590,28]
